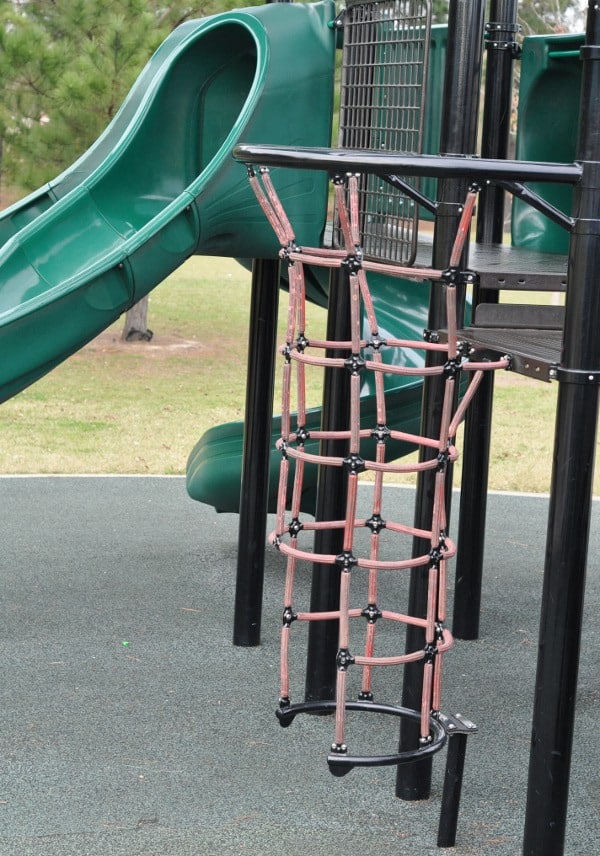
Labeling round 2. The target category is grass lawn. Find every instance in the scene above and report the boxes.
[0,254,596,495]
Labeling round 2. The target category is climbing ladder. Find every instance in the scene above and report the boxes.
[246,158,505,841]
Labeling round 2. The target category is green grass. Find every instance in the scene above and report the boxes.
[0,255,597,495]
[0,257,325,475]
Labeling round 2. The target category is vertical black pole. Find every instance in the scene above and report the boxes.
[304,267,351,701]
[523,4,600,853]
[233,258,280,646]
[453,0,519,640]
[397,0,485,801]
[232,0,290,647]
[436,734,468,848]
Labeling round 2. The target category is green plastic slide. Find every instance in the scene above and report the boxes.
[0,1,336,402]
[0,0,433,515]
[511,32,584,254]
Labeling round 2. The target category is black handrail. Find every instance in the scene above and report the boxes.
[234,144,582,184]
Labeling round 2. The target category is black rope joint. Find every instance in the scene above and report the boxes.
[457,339,470,359]
[441,266,460,285]
[279,696,290,709]
[330,741,348,754]
[429,535,448,568]
[444,357,463,379]
[367,333,386,351]
[436,449,449,472]
[365,514,386,535]
[423,328,440,344]
[371,423,391,444]
[429,546,444,568]
[342,251,363,274]
[272,533,282,549]
[282,606,297,627]
[358,690,374,701]
[343,453,366,475]
[287,517,303,537]
[294,425,310,446]
[335,550,358,571]
[424,642,438,664]
[361,602,382,623]
[296,333,309,353]
[280,240,300,262]
[281,343,292,363]
[278,439,288,460]
[345,353,366,375]
[336,647,355,671]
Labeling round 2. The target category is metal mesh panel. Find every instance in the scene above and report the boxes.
[337,0,431,264]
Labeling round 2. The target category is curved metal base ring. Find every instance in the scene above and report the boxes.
[276,699,447,777]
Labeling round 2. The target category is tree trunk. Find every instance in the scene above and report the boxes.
[121,296,153,342]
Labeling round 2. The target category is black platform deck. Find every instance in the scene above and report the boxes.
[424,243,568,380]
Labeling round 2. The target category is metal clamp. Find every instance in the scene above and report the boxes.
[549,365,600,384]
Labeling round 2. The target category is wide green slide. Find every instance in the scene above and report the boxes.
[0,1,335,402]
[0,0,433,515]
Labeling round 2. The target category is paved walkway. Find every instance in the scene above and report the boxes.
[0,477,597,855]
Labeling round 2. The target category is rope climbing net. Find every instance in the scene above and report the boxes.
[247,164,508,772]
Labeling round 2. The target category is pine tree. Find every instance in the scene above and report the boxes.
[1,0,251,191]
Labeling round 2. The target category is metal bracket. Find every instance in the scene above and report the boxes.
[437,711,478,736]
[485,21,522,59]
[549,365,600,385]
[441,267,479,286]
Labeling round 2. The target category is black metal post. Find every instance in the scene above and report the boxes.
[523,4,600,853]
[453,0,519,640]
[233,258,280,646]
[397,0,486,802]
[437,734,468,848]
[304,266,351,701]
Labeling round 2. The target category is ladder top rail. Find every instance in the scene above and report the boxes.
[234,145,582,185]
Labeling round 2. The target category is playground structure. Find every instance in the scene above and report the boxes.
[0,1,597,854]
[234,3,597,855]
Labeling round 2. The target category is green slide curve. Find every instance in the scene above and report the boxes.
[0,1,336,402]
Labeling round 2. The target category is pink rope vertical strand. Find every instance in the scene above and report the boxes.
[357,263,387,701]
[247,167,295,248]
[333,474,359,752]
[449,187,478,269]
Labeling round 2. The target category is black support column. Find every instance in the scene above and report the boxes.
[304,266,352,701]
[233,258,280,646]
[523,3,600,852]
[397,0,486,802]
[453,0,519,640]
